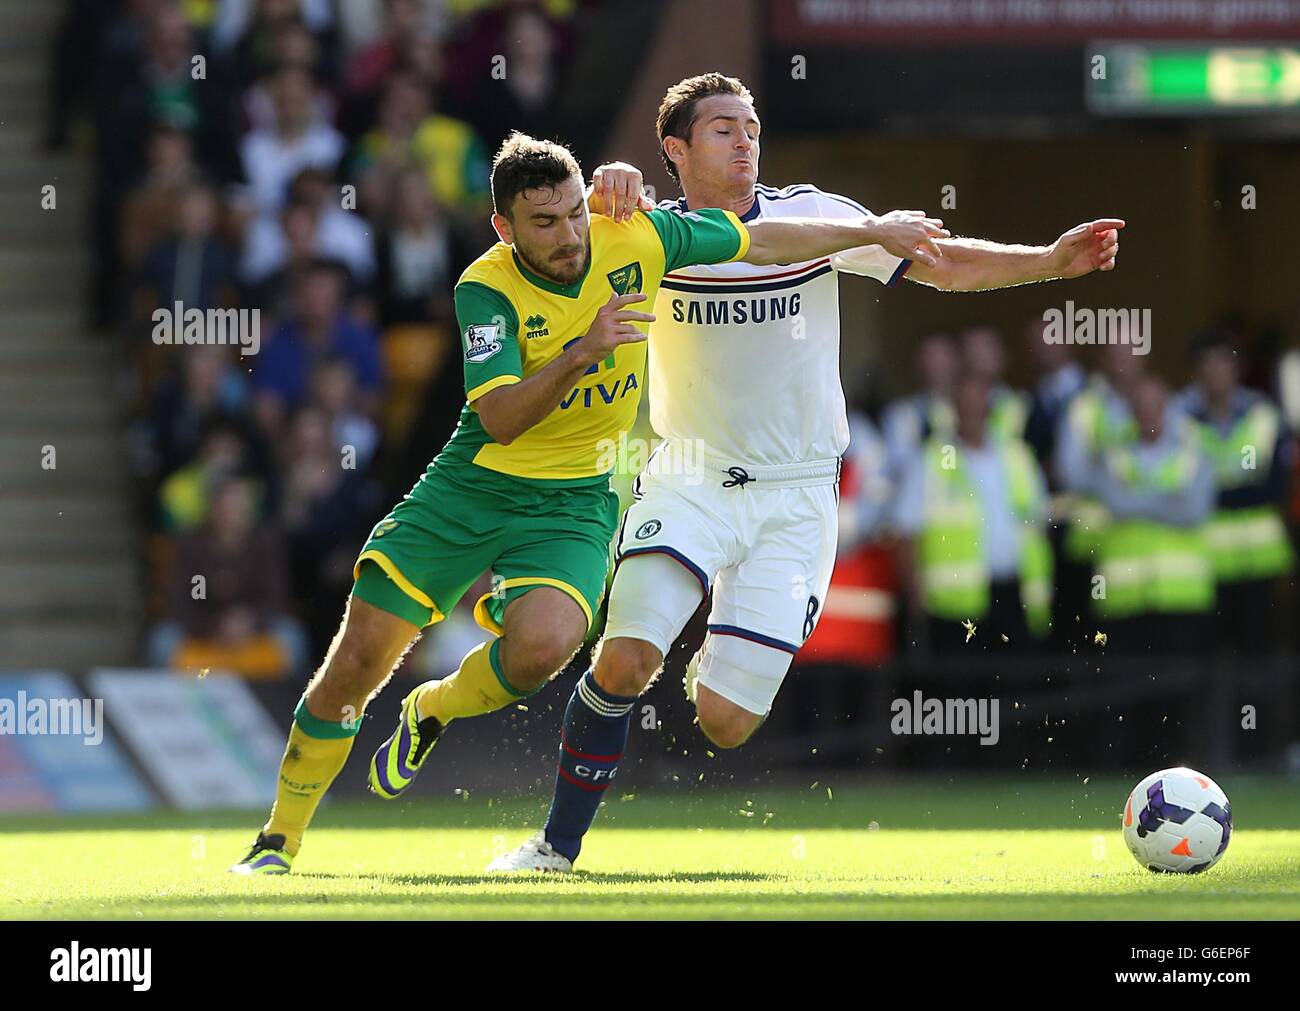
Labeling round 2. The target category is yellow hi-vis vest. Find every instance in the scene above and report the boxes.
[1063,381,1134,562]
[917,437,1054,636]
[1194,399,1294,582]
[989,388,1030,442]
[1096,425,1213,618]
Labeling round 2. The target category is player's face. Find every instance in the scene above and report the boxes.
[496,175,591,286]
[679,94,760,191]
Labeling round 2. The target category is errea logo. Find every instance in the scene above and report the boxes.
[524,313,549,339]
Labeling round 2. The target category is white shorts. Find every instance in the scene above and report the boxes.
[607,441,840,714]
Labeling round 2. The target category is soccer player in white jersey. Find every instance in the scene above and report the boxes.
[490,73,1123,872]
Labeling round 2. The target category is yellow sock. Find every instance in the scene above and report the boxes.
[415,638,527,724]
[263,698,359,857]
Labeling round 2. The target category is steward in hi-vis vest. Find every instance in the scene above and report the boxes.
[1093,376,1215,655]
[1178,330,1294,653]
[893,376,1053,653]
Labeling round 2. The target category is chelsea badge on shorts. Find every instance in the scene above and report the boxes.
[635,519,662,539]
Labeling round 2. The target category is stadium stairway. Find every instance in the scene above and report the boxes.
[0,1,141,668]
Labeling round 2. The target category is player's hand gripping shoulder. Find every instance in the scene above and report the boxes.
[588,162,656,222]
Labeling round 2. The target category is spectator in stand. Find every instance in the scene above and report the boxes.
[339,0,444,138]
[374,166,462,327]
[120,123,202,272]
[241,195,320,313]
[310,356,382,472]
[150,474,306,678]
[1092,375,1215,655]
[351,69,490,226]
[239,17,334,133]
[279,405,383,654]
[240,167,376,290]
[239,65,345,218]
[1178,329,1294,655]
[214,0,337,95]
[158,416,260,533]
[140,344,254,478]
[881,331,959,483]
[440,0,576,118]
[892,374,1053,654]
[251,258,382,430]
[135,183,239,322]
[459,6,562,148]
[92,4,233,324]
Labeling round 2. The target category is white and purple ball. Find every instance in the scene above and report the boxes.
[1122,767,1232,874]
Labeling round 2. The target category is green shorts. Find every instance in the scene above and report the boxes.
[352,461,619,634]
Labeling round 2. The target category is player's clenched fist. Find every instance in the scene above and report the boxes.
[867,209,951,267]
[573,292,655,366]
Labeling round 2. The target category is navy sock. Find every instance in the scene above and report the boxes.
[543,668,635,863]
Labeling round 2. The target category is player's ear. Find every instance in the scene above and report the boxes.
[663,136,685,177]
[491,211,512,245]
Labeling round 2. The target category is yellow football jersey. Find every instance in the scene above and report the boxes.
[441,206,749,483]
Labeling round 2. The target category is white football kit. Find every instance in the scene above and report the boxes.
[605,183,910,715]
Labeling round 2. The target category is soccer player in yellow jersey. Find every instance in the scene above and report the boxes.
[232,131,948,873]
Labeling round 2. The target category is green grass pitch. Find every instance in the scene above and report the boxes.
[3,778,1298,919]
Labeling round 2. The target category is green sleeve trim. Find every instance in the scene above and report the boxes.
[647,206,745,273]
[294,695,363,739]
[454,281,519,337]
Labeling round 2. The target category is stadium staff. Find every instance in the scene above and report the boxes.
[1093,375,1215,654]
[1023,315,1086,473]
[882,331,959,482]
[1178,329,1293,653]
[961,323,1031,441]
[892,374,1053,653]
[1053,339,1143,642]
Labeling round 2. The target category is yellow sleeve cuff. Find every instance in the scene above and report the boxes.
[723,210,751,263]
[466,373,521,403]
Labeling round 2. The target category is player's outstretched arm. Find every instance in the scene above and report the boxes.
[746,210,949,267]
[906,218,1125,291]
[475,292,652,446]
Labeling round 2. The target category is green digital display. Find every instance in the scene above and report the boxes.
[1088,44,1300,114]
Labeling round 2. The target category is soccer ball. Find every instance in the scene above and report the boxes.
[1122,767,1232,873]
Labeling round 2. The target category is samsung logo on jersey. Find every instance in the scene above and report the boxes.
[671,293,801,326]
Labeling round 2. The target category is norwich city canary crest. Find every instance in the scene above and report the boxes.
[606,262,643,296]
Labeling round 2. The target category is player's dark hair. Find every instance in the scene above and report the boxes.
[490,132,582,219]
[656,73,754,183]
